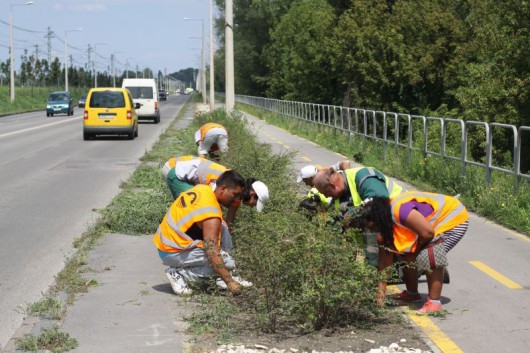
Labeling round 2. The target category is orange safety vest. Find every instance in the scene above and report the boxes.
[199,123,225,141]
[165,155,196,170]
[390,191,469,253]
[174,155,228,186]
[153,184,222,253]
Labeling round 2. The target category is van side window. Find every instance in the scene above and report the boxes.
[125,86,153,99]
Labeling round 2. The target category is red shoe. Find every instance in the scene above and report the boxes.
[417,300,443,315]
[390,290,421,303]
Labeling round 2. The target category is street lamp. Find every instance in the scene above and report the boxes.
[93,42,108,88]
[225,0,235,112]
[184,17,206,105]
[125,57,135,79]
[64,28,82,92]
[209,0,215,110]
[9,1,35,102]
[111,51,123,87]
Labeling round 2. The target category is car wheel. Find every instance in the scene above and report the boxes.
[134,125,138,137]
[83,132,90,141]
[155,114,160,124]
[46,113,50,117]
[50,113,54,117]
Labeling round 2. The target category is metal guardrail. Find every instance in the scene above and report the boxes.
[235,94,530,194]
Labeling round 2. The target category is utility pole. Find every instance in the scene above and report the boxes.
[209,0,215,110]
[47,27,52,63]
[225,0,235,112]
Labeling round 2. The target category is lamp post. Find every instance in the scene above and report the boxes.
[225,0,235,112]
[64,28,82,92]
[9,1,35,102]
[125,57,135,79]
[209,0,215,110]
[184,17,206,105]
[93,42,108,88]
[111,51,123,87]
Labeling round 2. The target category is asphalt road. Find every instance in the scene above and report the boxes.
[0,94,189,349]
[240,112,530,353]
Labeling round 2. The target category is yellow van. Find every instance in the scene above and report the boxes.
[83,88,139,140]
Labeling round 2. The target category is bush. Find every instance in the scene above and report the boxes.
[186,110,381,333]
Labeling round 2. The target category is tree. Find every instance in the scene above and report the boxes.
[265,0,338,104]
[329,0,402,109]
[453,0,530,169]
[216,0,297,95]
[49,57,62,87]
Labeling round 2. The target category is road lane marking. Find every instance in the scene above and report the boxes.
[469,261,523,289]
[406,311,464,353]
[388,285,463,352]
[0,117,81,139]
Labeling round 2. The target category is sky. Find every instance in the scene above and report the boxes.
[0,0,218,76]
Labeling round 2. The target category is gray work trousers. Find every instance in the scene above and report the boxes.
[160,224,234,283]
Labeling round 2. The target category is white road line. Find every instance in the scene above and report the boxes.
[0,117,81,139]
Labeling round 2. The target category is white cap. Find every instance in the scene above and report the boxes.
[296,165,318,183]
[252,181,269,212]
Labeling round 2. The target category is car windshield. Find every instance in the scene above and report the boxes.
[49,93,68,101]
[126,86,153,99]
[90,91,126,108]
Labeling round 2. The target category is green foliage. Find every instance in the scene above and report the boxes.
[223,0,529,171]
[186,295,241,342]
[17,326,78,353]
[265,0,338,104]
[237,103,530,235]
[101,186,172,235]
[178,110,382,333]
[27,297,63,320]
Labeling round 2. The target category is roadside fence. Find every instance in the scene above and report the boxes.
[235,94,530,194]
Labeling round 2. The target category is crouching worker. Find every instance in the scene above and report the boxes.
[153,170,248,296]
[348,191,469,314]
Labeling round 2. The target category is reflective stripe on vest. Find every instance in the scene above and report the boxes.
[390,191,469,253]
[153,185,222,252]
[339,167,403,207]
[156,205,221,251]
[196,159,227,185]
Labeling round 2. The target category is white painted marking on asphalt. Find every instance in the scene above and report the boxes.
[0,117,82,139]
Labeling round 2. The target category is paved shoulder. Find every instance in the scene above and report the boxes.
[60,234,194,353]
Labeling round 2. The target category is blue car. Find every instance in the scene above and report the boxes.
[46,91,74,117]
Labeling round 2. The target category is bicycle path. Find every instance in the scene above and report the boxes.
[240,111,530,353]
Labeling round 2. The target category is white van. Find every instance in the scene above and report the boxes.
[122,78,160,123]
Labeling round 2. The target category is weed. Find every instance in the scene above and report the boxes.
[26,297,63,320]
[17,326,78,353]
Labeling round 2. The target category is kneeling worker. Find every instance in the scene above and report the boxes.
[153,170,247,296]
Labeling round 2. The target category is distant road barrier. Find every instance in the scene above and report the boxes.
[234,94,530,194]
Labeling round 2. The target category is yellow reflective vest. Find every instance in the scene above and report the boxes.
[199,123,225,141]
[390,191,469,253]
[335,167,404,209]
[173,155,228,186]
[153,184,222,253]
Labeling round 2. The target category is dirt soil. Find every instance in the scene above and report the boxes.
[189,313,434,353]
